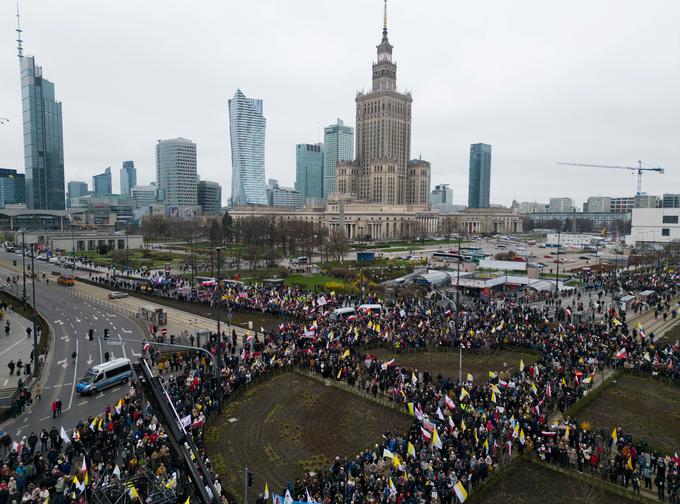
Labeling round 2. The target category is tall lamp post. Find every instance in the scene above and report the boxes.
[19,230,26,308]
[215,246,223,413]
[554,227,561,297]
[71,227,76,270]
[29,243,38,376]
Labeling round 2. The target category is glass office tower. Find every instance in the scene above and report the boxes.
[295,143,324,203]
[468,143,492,208]
[323,119,354,198]
[20,56,65,209]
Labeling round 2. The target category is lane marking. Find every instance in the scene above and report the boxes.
[78,400,88,406]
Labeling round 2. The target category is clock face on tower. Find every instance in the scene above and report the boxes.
[379,52,390,62]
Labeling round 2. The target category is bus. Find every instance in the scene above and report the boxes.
[432,251,461,262]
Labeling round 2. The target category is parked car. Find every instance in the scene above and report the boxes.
[108,291,128,299]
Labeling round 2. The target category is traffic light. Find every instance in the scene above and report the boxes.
[247,471,253,487]
[88,329,94,341]
[104,328,109,339]
[170,334,175,345]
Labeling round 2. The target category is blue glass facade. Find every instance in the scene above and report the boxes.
[295,143,324,203]
[468,143,492,208]
[20,56,65,210]
[323,119,354,198]
[120,161,137,196]
[197,180,222,214]
[229,89,267,206]
[0,169,26,208]
[93,167,112,195]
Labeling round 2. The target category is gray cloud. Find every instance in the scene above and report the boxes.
[0,0,678,207]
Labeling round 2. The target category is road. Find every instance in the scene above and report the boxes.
[0,256,147,440]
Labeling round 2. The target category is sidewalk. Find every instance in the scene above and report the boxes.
[0,309,36,389]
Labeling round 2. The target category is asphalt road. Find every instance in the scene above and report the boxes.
[0,255,147,440]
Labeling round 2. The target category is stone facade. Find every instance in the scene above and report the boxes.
[336,9,430,206]
[230,198,522,240]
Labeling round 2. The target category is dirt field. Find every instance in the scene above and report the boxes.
[577,373,680,454]
[206,372,412,503]
[371,348,538,382]
[470,460,636,504]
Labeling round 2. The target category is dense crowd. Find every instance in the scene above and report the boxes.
[1,266,676,503]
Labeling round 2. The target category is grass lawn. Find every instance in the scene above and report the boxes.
[284,273,351,291]
[370,348,538,383]
[206,372,411,501]
[469,459,635,504]
[79,249,186,269]
[577,373,680,454]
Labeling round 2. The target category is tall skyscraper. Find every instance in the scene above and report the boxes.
[229,89,267,206]
[198,180,222,214]
[323,119,354,198]
[19,53,65,209]
[295,144,324,203]
[467,143,492,208]
[336,3,430,205]
[92,167,112,195]
[120,161,137,196]
[156,138,198,207]
[67,181,88,208]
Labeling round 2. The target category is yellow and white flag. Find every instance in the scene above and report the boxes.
[453,481,468,503]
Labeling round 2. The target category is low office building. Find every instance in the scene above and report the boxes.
[0,208,76,231]
[626,208,680,245]
[197,180,222,214]
[70,195,134,228]
[0,169,26,208]
[18,230,144,252]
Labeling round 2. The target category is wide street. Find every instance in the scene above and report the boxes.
[0,255,147,440]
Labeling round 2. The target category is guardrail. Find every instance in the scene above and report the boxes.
[47,282,140,320]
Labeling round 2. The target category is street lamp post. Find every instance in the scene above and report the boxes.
[29,244,38,376]
[215,246,223,413]
[19,230,26,308]
[71,228,76,270]
[555,227,561,297]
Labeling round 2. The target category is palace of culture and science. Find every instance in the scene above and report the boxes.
[336,4,431,206]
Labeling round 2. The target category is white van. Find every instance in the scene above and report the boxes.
[330,307,356,320]
[76,358,132,395]
[357,304,383,314]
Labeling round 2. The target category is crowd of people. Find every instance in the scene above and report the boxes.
[158,266,678,503]
[0,265,676,503]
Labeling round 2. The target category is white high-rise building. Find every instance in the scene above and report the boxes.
[586,196,611,213]
[549,197,574,213]
[155,138,198,207]
[229,89,268,206]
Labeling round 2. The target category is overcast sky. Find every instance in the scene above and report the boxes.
[1,0,678,207]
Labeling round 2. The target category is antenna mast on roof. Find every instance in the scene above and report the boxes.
[16,2,24,58]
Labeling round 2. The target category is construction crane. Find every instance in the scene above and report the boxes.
[556,161,664,196]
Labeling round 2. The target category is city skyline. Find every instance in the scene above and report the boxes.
[0,1,678,206]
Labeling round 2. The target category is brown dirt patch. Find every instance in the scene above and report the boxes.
[470,459,636,504]
[576,373,680,454]
[206,372,411,502]
[371,348,538,382]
